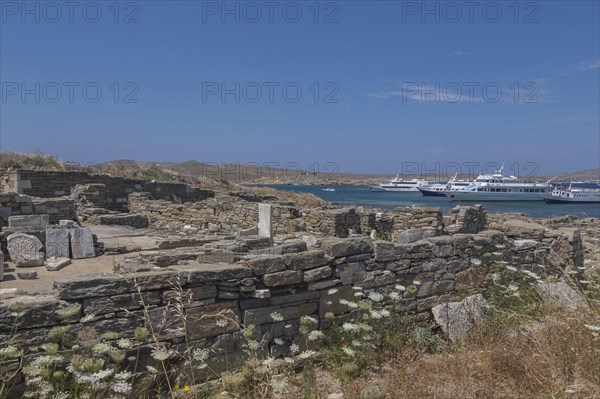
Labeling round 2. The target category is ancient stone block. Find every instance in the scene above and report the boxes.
[318,286,354,317]
[0,295,80,331]
[8,214,49,231]
[283,250,327,271]
[242,305,283,325]
[69,227,95,259]
[432,294,488,342]
[46,226,70,258]
[17,270,38,279]
[7,233,44,266]
[55,274,131,299]
[396,228,426,243]
[374,242,396,262]
[269,291,320,306]
[303,265,332,282]
[262,270,303,287]
[245,255,286,275]
[321,237,374,258]
[334,262,366,285]
[258,203,273,238]
[46,257,71,271]
[272,241,307,254]
[186,302,240,340]
[171,263,252,284]
[282,302,318,320]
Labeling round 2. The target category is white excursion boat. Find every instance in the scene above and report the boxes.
[373,173,429,192]
[417,175,472,197]
[543,183,600,203]
[321,188,336,192]
[445,166,556,201]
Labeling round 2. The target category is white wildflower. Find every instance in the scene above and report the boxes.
[270,312,284,322]
[327,288,339,295]
[274,338,284,346]
[193,348,210,362]
[389,292,400,300]
[116,338,133,349]
[247,340,260,350]
[352,286,362,290]
[284,357,294,364]
[341,347,355,357]
[151,347,172,361]
[216,319,229,328]
[111,381,132,393]
[326,301,333,305]
[146,365,158,374]
[395,284,406,291]
[413,280,422,286]
[380,309,391,318]
[368,292,384,302]
[370,310,383,319]
[92,342,113,355]
[290,343,300,354]
[342,323,360,332]
[354,292,363,297]
[114,371,132,380]
[308,330,324,341]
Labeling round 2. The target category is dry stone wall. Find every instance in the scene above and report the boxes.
[0,193,77,228]
[0,227,582,396]
[3,170,214,212]
[128,193,450,239]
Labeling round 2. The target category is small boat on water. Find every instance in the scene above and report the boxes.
[373,173,430,192]
[321,188,336,192]
[418,175,472,197]
[543,183,600,203]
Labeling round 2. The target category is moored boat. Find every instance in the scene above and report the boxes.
[374,173,430,192]
[543,184,600,203]
[445,166,556,201]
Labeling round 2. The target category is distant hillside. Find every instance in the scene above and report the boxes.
[1,151,598,187]
[553,168,600,183]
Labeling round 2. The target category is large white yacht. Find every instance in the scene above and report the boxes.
[417,175,472,197]
[373,174,429,192]
[543,183,600,203]
[445,166,555,201]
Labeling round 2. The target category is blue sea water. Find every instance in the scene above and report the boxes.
[260,185,600,219]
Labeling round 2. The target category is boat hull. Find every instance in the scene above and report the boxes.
[445,192,545,201]
[543,198,600,204]
[417,188,447,197]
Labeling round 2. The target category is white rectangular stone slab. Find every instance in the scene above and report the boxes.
[46,257,72,271]
[257,204,272,238]
[46,226,71,258]
[69,227,95,259]
[8,214,49,231]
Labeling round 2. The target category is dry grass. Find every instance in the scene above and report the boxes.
[342,311,600,399]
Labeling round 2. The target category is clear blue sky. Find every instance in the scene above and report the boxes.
[1,0,599,175]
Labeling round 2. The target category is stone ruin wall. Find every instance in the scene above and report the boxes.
[128,192,459,238]
[0,226,584,397]
[2,170,214,212]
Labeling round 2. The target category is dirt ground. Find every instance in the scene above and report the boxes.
[0,225,159,293]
